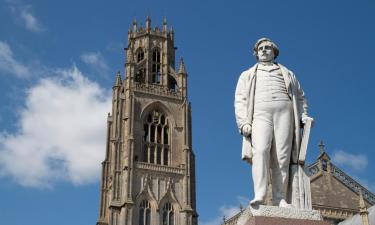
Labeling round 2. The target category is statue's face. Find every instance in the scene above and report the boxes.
[257,41,275,62]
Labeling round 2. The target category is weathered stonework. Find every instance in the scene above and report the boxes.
[236,205,322,225]
[308,142,374,224]
[96,17,197,225]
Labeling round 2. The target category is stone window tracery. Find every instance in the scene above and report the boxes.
[139,200,151,225]
[136,68,146,83]
[143,110,170,165]
[162,202,174,225]
[168,75,178,92]
[152,49,161,84]
[137,49,145,62]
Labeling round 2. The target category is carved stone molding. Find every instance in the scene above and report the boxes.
[312,205,357,220]
[135,162,184,175]
[134,82,182,100]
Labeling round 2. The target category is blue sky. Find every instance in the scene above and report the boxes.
[0,0,375,224]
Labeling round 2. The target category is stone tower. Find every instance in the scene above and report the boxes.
[96,17,198,225]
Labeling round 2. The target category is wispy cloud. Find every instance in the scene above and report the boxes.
[200,196,249,225]
[0,66,112,188]
[19,5,44,32]
[80,52,109,75]
[6,1,45,32]
[332,150,368,171]
[0,41,30,77]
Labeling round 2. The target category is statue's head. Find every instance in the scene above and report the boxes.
[253,38,279,62]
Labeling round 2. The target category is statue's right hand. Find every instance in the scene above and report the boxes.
[242,124,252,137]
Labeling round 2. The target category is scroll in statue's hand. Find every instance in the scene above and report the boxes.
[301,116,314,126]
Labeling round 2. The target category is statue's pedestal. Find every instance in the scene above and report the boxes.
[244,216,329,225]
[236,205,329,225]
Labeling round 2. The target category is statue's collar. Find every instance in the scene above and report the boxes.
[257,62,280,72]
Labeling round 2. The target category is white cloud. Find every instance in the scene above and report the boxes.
[6,1,44,32]
[200,196,249,225]
[19,6,44,32]
[332,150,368,171]
[0,41,30,77]
[0,66,112,188]
[80,52,109,74]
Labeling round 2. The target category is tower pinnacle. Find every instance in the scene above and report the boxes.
[359,190,370,225]
[163,17,167,32]
[114,71,122,87]
[132,17,137,33]
[146,16,151,32]
[178,57,186,74]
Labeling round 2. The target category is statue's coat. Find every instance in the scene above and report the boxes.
[234,63,308,164]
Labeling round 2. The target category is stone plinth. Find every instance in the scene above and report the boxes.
[236,205,327,225]
[244,216,330,225]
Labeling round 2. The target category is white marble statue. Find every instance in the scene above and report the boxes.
[234,38,313,208]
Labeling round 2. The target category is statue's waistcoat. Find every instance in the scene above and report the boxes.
[255,64,290,103]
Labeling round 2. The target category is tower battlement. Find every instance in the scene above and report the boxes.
[123,16,186,99]
[128,17,174,40]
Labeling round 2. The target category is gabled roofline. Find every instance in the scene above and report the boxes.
[307,160,375,205]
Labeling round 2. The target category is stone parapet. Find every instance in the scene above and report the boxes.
[135,162,185,175]
[134,83,182,100]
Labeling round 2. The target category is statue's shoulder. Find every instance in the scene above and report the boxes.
[277,63,291,73]
[277,63,296,77]
[239,64,257,80]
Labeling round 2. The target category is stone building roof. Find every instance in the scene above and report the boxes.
[308,143,375,206]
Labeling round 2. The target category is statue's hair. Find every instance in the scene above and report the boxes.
[253,38,279,60]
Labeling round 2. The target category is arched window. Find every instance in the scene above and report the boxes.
[167,76,178,92]
[143,110,170,165]
[135,68,146,83]
[139,200,151,225]
[152,49,161,84]
[137,49,144,62]
[162,202,174,225]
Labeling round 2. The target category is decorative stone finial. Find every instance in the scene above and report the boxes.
[319,140,325,154]
[114,71,122,87]
[132,18,137,32]
[178,57,186,74]
[146,16,151,31]
[359,190,370,225]
[163,17,167,32]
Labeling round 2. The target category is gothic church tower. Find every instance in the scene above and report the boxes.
[97,17,198,225]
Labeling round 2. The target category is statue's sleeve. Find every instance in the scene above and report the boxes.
[291,72,308,118]
[234,73,250,134]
